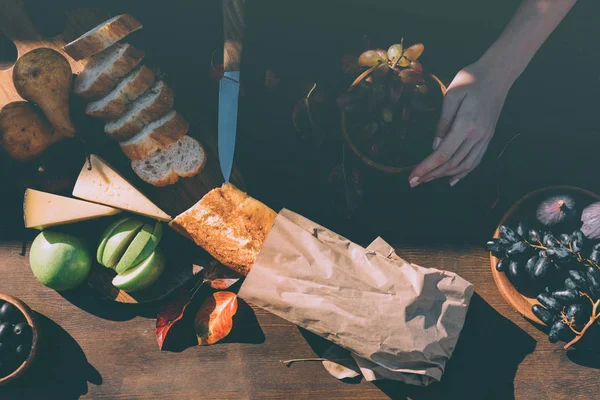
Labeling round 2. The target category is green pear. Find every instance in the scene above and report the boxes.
[97,217,132,264]
[112,248,165,292]
[101,218,144,269]
[114,223,153,275]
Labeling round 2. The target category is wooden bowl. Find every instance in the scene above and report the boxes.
[490,185,600,325]
[0,294,39,386]
[341,74,447,174]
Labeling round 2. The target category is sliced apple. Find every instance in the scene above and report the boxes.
[101,218,144,269]
[131,221,162,267]
[97,217,132,264]
[114,223,153,274]
[112,248,165,292]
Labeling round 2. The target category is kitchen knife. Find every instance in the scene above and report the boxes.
[218,0,246,182]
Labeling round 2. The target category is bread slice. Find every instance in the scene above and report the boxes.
[131,136,206,186]
[119,110,188,160]
[74,43,144,100]
[63,14,142,61]
[85,65,155,119]
[105,81,175,140]
[169,183,277,276]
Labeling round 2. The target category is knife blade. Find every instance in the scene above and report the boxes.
[218,0,246,182]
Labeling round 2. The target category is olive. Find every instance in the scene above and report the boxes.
[552,289,579,303]
[500,225,520,243]
[0,322,13,342]
[537,293,562,312]
[0,342,6,360]
[14,343,30,361]
[0,303,17,323]
[532,304,555,325]
[13,323,31,341]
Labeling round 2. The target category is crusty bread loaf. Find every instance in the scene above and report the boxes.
[105,81,175,140]
[63,14,142,61]
[74,43,144,100]
[119,110,188,160]
[169,184,277,276]
[131,135,206,186]
[85,65,155,119]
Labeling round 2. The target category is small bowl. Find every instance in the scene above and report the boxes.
[0,294,39,386]
[490,186,600,325]
[341,73,447,174]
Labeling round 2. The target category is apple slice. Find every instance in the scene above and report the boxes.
[112,248,165,292]
[114,223,153,274]
[97,217,131,264]
[131,221,162,268]
[101,218,144,268]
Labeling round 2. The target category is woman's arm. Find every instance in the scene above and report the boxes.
[409,0,577,188]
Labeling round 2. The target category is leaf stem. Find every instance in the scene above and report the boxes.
[280,358,326,367]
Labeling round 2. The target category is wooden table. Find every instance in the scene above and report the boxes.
[0,239,597,400]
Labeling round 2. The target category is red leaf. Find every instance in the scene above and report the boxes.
[156,289,192,350]
[195,292,238,345]
[203,262,240,290]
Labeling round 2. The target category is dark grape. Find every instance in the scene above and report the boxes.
[409,60,423,74]
[543,232,558,247]
[532,304,555,325]
[593,243,600,252]
[495,258,506,272]
[538,293,562,312]
[567,270,588,290]
[590,250,600,264]
[546,247,572,263]
[528,229,542,243]
[572,240,583,253]
[565,278,578,290]
[585,265,600,297]
[500,225,520,243]
[533,257,551,280]
[486,239,507,255]
[516,222,527,237]
[549,321,574,343]
[565,304,588,327]
[552,289,579,303]
[507,241,529,257]
[508,260,521,281]
[525,256,538,279]
[559,234,571,246]
[572,230,585,244]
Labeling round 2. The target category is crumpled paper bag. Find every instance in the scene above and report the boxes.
[238,209,474,385]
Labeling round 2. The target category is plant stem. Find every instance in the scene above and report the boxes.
[564,299,600,349]
[280,358,326,367]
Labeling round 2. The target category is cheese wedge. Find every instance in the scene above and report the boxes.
[72,155,171,221]
[24,189,122,230]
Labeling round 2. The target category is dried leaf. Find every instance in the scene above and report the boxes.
[321,345,361,380]
[156,289,192,350]
[203,262,241,290]
[195,291,239,345]
[292,83,324,147]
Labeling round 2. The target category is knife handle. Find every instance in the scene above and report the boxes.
[223,0,245,72]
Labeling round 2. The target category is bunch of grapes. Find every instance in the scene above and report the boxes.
[488,220,600,349]
[337,41,442,168]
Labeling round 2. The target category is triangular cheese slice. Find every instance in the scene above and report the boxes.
[72,155,171,221]
[24,189,122,230]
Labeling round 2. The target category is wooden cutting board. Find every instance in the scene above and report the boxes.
[0,0,245,303]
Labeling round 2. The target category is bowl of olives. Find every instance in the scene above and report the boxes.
[487,186,600,348]
[338,41,446,174]
[0,294,38,386]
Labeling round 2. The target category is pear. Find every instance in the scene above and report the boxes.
[13,48,76,137]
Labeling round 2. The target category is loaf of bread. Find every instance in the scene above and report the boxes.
[63,14,142,61]
[169,184,277,276]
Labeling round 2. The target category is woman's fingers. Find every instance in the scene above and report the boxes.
[448,141,488,186]
[433,90,466,150]
[418,136,477,183]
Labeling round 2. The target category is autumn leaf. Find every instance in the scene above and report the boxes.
[321,345,361,380]
[203,262,240,290]
[156,289,192,350]
[195,291,239,345]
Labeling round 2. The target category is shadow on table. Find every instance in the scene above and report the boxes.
[373,293,536,400]
[0,313,102,400]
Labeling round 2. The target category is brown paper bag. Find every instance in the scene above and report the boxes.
[238,209,474,385]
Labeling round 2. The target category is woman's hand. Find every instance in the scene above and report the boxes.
[408,60,511,188]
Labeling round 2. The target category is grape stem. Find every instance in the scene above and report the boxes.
[564,298,600,350]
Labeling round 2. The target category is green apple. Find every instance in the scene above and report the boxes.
[131,221,162,267]
[97,217,131,264]
[112,248,165,292]
[101,218,144,269]
[114,223,153,274]
[29,231,92,291]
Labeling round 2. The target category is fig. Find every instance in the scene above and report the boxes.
[536,195,577,226]
[581,202,600,239]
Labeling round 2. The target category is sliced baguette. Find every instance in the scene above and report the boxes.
[105,81,175,140]
[169,183,277,276]
[63,14,142,61]
[131,136,206,186]
[85,65,155,119]
[119,110,188,160]
[74,43,144,100]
